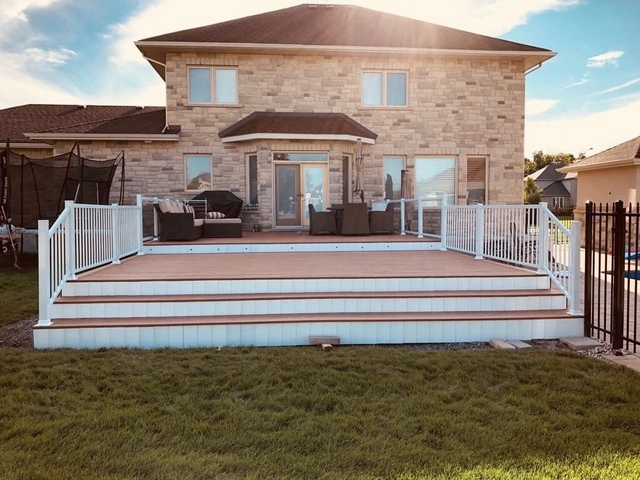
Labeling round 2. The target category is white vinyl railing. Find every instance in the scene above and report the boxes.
[392,197,581,314]
[38,198,143,325]
[442,201,581,315]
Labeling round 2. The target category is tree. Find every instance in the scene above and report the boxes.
[524,151,575,177]
[524,177,542,204]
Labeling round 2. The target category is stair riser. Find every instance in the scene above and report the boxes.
[142,242,442,255]
[34,317,584,349]
[51,295,567,319]
[62,276,551,297]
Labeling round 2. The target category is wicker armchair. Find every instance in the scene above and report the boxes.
[308,204,337,235]
[341,203,370,236]
[369,202,395,234]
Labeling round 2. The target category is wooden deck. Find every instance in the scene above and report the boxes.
[81,250,536,282]
[33,238,584,349]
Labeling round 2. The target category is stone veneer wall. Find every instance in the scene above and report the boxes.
[43,51,526,229]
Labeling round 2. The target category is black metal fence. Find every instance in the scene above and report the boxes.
[585,201,639,352]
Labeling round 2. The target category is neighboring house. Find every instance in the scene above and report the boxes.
[560,134,640,226]
[526,163,577,209]
[0,4,555,230]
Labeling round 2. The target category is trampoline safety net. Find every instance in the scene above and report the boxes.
[0,142,125,229]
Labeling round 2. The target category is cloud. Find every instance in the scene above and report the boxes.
[525,97,640,156]
[596,77,640,95]
[0,0,62,46]
[563,75,589,89]
[587,50,624,68]
[526,99,559,116]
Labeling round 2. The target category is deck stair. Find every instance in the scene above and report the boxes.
[33,241,583,349]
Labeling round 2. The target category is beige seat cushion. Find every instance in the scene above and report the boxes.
[204,217,241,224]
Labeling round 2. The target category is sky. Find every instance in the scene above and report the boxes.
[0,0,638,158]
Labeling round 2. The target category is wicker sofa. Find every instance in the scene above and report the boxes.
[154,199,242,241]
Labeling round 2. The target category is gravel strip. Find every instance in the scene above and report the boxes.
[0,317,627,360]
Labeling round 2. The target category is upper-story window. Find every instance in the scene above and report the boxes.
[188,67,238,104]
[362,71,407,107]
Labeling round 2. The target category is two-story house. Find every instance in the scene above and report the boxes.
[1,4,555,230]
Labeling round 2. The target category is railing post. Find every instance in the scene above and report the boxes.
[568,220,582,315]
[112,203,121,264]
[538,203,549,273]
[440,194,448,250]
[153,196,159,241]
[475,203,484,259]
[37,220,52,326]
[66,200,77,280]
[611,200,626,350]
[417,197,424,239]
[584,202,593,336]
[400,198,406,235]
[137,194,145,255]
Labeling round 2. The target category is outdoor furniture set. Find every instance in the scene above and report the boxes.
[309,202,395,236]
[154,199,242,241]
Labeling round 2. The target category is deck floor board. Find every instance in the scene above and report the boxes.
[79,250,538,282]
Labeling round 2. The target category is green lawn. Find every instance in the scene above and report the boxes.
[0,253,38,326]
[1,346,639,479]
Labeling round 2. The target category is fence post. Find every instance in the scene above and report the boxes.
[584,202,593,336]
[66,200,77,281]
[538,203,549,273]
[611,199,625,350]
[474,203,484,259]
[111,203,121,265]
[153,196,159,241]
[440,195,448,250]
[400,198,406,235]
[417,197,424,239]
[136,194,145,255]
[37,220,52,326]
[568,220,582,315]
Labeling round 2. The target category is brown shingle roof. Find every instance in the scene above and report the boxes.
[561,135,640,172]
[0,104,167,143]
[142,4,549,52]
[218,112,377,142]
[137,4,554,78]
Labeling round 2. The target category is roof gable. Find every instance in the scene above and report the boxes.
[136,4,555,79]
[142,4,549,52]
[561,135,640,173]
[527,163,576,181]
[218,112,377,143]
[0,104,168,143]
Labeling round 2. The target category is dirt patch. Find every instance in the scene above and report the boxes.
[0,315,37,348]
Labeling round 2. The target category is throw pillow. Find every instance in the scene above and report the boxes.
[157,200,171,213]
[206,211,225,219]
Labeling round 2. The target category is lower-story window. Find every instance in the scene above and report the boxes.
[383,156,404,200]
[415,157,455,204]
[247,154,258,207]
[552,197,565,208]
[185,155,212,191]
[467,156,487,205]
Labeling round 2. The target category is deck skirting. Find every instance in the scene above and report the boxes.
[34,316,583,349]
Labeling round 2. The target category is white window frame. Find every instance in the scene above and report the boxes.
[552,197,565,209]
[362,70,408,107]
[184,155,212,192]
[188,66,238,105]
